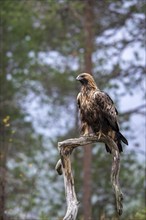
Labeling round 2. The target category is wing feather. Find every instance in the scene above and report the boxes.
[94,91,119,131]
[77,92,81,109]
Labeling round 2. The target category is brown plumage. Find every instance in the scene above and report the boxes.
[76,73,128,153]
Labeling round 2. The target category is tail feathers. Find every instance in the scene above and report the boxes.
[105,144,111,154]
[117,140,123,153]
[105,132,128,154]
[117,132,128,145]
[105,140,123,154]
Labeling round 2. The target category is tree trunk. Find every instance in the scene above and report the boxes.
[83,0,94,219]
[0,166,6,220]
[0,129,7,220]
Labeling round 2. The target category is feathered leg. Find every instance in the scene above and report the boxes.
[96,123,102,139]
[97,129,102,139]
[81,122,92,136]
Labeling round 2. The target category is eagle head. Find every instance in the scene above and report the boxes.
[76,73,97,89]
[76,73,93,84]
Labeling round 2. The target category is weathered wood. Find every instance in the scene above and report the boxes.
[111,150,123,216]
[55,159,62,175]
[56,134,123,219]
[57,146,79,220]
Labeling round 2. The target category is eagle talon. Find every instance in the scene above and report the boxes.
[97,131,102,140]
[88,133,95,137]
[81,134,90,137]
[81,133,94,137]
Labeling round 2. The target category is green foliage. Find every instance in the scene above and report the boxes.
[133,207,146,220]
[0,0,145,219]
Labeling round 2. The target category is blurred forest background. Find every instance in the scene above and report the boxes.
[0,0,145,219]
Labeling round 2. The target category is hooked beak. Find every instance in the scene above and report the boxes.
[76,75,82,81]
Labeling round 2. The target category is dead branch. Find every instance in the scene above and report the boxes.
[121,104,145,116]
[55,134,123,219]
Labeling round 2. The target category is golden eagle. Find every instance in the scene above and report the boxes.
[76,73,128,153]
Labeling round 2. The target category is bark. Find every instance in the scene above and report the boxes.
[56,134,123,219]
[83,0,95,218]
[84,0,94,73]
[0,167,6,220]
[0,126,7,220]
